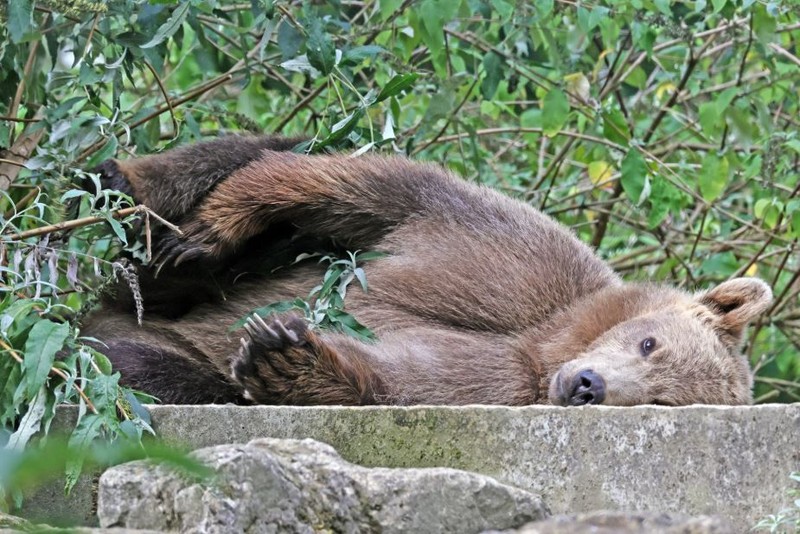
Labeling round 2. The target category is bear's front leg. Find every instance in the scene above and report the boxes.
[230,314,385,405]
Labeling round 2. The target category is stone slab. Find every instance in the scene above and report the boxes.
[19,404,800,530]
[97,438,548,532]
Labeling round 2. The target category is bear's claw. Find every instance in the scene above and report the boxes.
[149,227,223,276]
[229,314,313,403]
[243,314,306,349]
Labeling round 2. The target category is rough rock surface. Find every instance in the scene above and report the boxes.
[98,437,549,533]
[0,512,29,530]
[488,511,734,533]
[22,405,800,528]
[0,511,160,533]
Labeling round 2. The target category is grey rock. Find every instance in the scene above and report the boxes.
[488,511,733,533]
[0,530,161,534]
[22,404,800,529]
[0,511,160,533]
[98,437,549,533]
[0,512,29,530]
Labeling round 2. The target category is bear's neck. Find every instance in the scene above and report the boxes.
[519,284,660,402]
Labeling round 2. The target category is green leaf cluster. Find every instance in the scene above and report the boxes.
[233,251,383,342]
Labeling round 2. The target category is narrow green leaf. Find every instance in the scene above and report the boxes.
[541,89,569,137]
[6,386,48,451]
[490,0,514,20]
[377,73,418,102]
[754,198,770,219]
[589,7,610,30]
[65,414,105,493]
[785,139,800,155]
[419,0,445,58]
[792,211,800,238]
[306,18,336,76]
[353,267,368,292]
[699,153,730,202]
[88,373,120,414]
[277,20,304,59]
[700,252,738,277]
[355,251,387,261]
[631,21,656,56]
[698,102,721,138]
[715,87,738,113]
[124,390,152,426]
[60,189,90,203]
[326,309,376,341]
[753,5,777,44]
[646,176,679,228]
[84,137,119,170]
[342,45,385,65]
[653,0,671,15]
[480,52,504,100]
[141,2,191,49]
[602,109,630,145]
[23,320,70,398]
[0,363,22,422]
[318,109,364,147]
[620,149,649,204]
[755,199,782,229]
[104,214,128,246]
[535,0,554,16]
[8,0,34,43]
[280,55,320,76]
[320,265,344,297]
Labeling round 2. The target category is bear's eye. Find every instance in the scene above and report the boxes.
[640,337,657,356]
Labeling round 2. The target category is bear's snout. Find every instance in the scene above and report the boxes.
[566,369,606,406]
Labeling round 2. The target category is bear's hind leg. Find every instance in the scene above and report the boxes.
[231,314,385,405]
[100,340,246,404]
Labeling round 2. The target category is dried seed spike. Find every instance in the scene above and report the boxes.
[66,252,79,290]
[48,251,59,289]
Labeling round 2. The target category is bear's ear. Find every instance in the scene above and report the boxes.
[696,278,772,343]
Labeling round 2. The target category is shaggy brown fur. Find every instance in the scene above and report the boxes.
[82,135,773,406]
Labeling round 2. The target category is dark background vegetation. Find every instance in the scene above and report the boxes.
[1,0,800,505]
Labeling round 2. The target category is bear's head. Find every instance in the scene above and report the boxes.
[547,278,772,406]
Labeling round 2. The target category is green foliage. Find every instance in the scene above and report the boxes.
[752,472,800,532]
[2,0,800,505]
[233,251,383,342]
[0,434,212,505]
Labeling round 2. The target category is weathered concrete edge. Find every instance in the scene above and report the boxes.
[20,404,800,530]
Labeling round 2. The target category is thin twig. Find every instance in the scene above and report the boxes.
[0,159,27,167]
[8,14,48,145]
[274,84,326,133]
[0,338,98,415]
[0,116,42,123]
[144,59,179,138]
[4,205,181,241]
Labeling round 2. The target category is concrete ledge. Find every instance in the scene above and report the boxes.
[21,404,800,530]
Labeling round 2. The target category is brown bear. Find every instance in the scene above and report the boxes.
[82,135,773,407]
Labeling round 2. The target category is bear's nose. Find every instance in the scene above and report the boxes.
[568,370,606,405]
